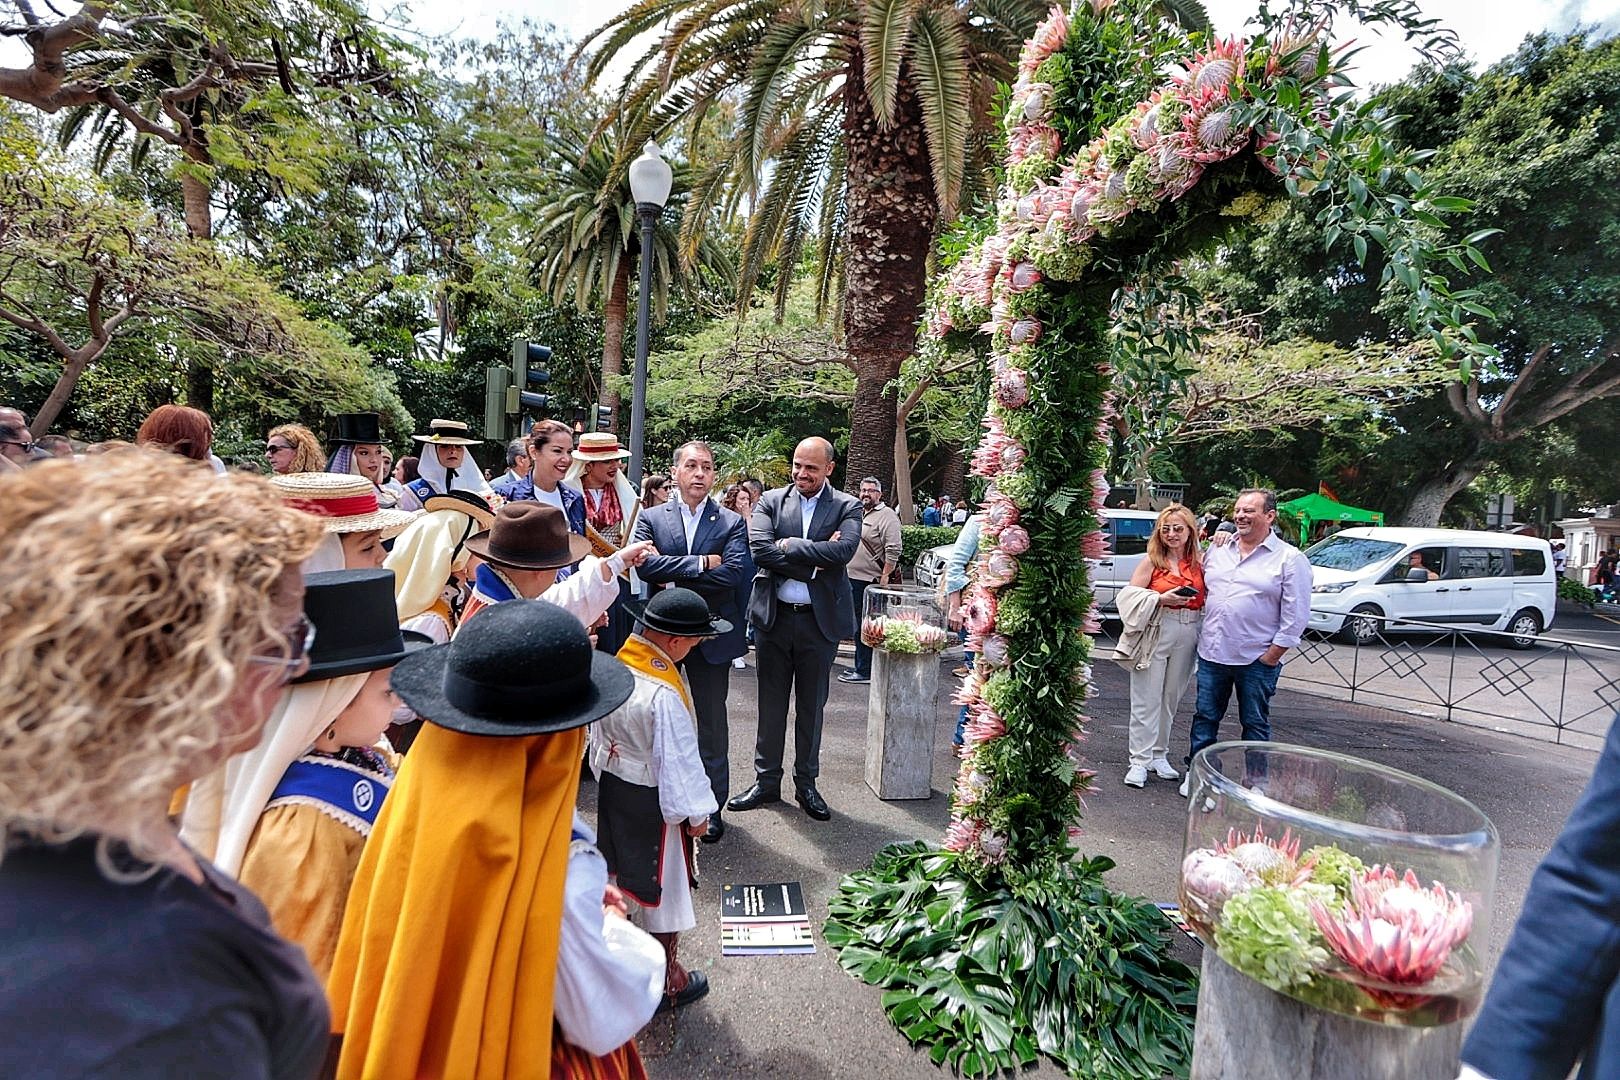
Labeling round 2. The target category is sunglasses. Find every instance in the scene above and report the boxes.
[265,443,295,455]
[1,439,36,453]
[248,615,317,684]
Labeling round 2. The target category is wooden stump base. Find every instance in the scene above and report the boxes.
[1191,951,1463,1080]
[863,649,940,800]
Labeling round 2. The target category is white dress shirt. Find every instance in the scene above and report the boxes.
[679,497,705,553]
[776,485,824,605]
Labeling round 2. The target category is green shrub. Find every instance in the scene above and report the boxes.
[901,524,961,567]
[1559,576,1599,607]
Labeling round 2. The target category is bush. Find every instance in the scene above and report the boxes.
[1559,576,1600,607]
[901,524,961,567]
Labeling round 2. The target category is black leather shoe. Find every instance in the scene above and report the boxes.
[655,970,710,1014]
[726,784,782,812]
[796,786,831,821]
[700,813,726,844]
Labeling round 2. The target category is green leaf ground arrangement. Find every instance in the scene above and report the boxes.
[824,2,1497,1076]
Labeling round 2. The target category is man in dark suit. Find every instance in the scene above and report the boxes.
[729,437,861,821]
[632,440,750,843]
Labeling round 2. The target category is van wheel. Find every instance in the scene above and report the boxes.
[1339,605,1384,646]
[1507,609,1542,650]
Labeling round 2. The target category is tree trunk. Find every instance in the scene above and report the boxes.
[1398,457,1486,527]
[840,56,937,494]
[893,421,916,524]
[940,443,966,505]
[180,157,216,414]
[28,344,104,436]
[600,256,630,432]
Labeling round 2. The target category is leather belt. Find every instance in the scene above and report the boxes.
[779,602,815,612]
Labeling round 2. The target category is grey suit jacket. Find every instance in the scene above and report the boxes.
[748,484,863,643]
[631,496,749,663]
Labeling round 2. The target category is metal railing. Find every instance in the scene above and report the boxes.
[1090,612,1620,752]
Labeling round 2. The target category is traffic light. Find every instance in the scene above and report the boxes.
[483,365,510,442]
[510,339,554,414]
[594,403,615,432]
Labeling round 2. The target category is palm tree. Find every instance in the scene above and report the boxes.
[576,0,1211,488]
[527,119,734,428]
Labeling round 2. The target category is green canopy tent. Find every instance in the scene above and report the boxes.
[1279,492,1384,546]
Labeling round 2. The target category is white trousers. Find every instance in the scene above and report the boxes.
[1127,610,1202,768]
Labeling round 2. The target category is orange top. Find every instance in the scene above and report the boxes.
[1149,558,1205,610]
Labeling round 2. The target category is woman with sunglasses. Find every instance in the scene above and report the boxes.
[182,570,430,983]
[641,472,672,508]
[265,423,326,475]
[0,448,332,1079]
[1117,503,1205,789]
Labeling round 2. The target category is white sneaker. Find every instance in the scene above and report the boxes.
[1178,776,1190,798]
[1124,766,1147,788]
[732,657,746,669]
[1150,758,1181,781]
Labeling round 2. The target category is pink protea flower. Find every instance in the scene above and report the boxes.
[981,550,1019,587]
[1216,823,1304,863]
[1009,123,1062,164]
[944,818,984,853]
[1018,81,1053,123]
[997,524,1031,555]
[951,670,982,705]
[978,828,1008,863]
[1309,867,1474,986]
[1151,132,1204,200]
[962,704,1007,745]
[1183,37,1245,95]
[926,306,954,339]
[993,365,1030,409]
[1081,529,1110,558]
[1007,261,1043,292]
[978,633,1010,668]
[1009,317,1042,345]
[1000,438,1027,474]
[983,496,1020,536]
[972,416,1015,479]
[953,767,991,806]
[1181,85,1250,164]
[1089,468,1110,507]
[963,586,998,639]
[1019,5,1069,75]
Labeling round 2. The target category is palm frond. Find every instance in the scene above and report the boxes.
[859,0,919,126]
[910,8,971,218]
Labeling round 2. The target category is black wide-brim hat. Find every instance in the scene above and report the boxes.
[626,586,732,638]
[293,569,433,683]
[391,598,635,737]
[330,411,384,446]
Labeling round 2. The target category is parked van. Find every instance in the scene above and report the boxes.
[1304,527,1556,648]
[913,508,1159,614]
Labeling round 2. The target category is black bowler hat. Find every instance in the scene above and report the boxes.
[627,587,732,638]
[464,503,591,571]
[330,412,384,446]
[293,569,432,684]
[390,599,635,737]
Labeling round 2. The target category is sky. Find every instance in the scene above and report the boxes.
[392,0,1620,90]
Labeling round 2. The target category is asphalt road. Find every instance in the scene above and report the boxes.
[579,644,1600,1079]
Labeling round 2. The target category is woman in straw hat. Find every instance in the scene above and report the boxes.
[399,418,494,511]
[265,423,326,475]
[384,490,496,645]
[0,449,331,1079]
[329,600,664,1079]
[564,431,643,653]
[181,570,430,982]
[273,471,416,576]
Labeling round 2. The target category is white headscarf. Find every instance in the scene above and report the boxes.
[563,459,642,590]
[301,533,347,578]
[384,507,480,622]
[416,443,494,501]
[180,674,368,877]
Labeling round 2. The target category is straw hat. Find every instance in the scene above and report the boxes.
[571,432,631,462]
[274,472,416,537]
[412,419,480,447]
[421,490,496,531]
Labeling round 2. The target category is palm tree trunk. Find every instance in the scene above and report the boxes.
[600,256,630,432]
[841,58,937,493]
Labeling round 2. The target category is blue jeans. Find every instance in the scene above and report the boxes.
[1186,657,1280,765]
[952,638,977,746]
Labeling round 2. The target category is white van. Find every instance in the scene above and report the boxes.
[1304,527,1556,648]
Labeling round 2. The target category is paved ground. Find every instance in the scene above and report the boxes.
[577,643,1601,1079]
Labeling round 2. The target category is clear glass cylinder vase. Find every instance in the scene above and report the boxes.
[859,585,949,655]
[1179,741,1498,1026]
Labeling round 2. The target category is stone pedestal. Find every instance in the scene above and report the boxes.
[864,649,940,800]
[1192,951,1464,1080]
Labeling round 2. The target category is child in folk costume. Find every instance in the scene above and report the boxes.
[272,471,416,577]
[564,432,644,653]
[459,502,657,629]
[326,411,400,509]
[590,588,723,1013]
[180,570,430,982]
[328,600,665,1080]
[384,490,495,644]
[398,418,495,511]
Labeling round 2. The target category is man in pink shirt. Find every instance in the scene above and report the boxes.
[1180,488,1312,796]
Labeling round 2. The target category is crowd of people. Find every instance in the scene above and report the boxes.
[0,401,873,1078]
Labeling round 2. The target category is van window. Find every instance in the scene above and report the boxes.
[1452,547,1506,579]
[1382,547,1444,583]
[1509,548,1547,577]
[1306,534,1402,571]
[1111,517,1154,557]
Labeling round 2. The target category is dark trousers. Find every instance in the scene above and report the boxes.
[754,607,838,790]
[1186,657,1280,765]
[594,578,635,655]
[850,577,875,677]
[681,656,731,807]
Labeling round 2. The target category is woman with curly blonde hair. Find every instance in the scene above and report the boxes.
[0,449,333,1080]
[266,422,327,475]
[1116,503,1205,790]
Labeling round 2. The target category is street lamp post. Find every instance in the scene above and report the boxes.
[626,140,673,487]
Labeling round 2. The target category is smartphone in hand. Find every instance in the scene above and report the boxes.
[1171,585,1199,598]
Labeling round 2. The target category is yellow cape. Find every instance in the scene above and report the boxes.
[326,721,584,1079]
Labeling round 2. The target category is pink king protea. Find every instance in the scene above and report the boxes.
[1309,866,1474,986]
[1018,5,1069,75]
[994,365,1031,409]
[997,525,1031,555]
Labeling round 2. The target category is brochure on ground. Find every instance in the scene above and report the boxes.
[722,881,815,956]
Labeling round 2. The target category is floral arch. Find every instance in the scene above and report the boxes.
[825,2,1493,1076]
